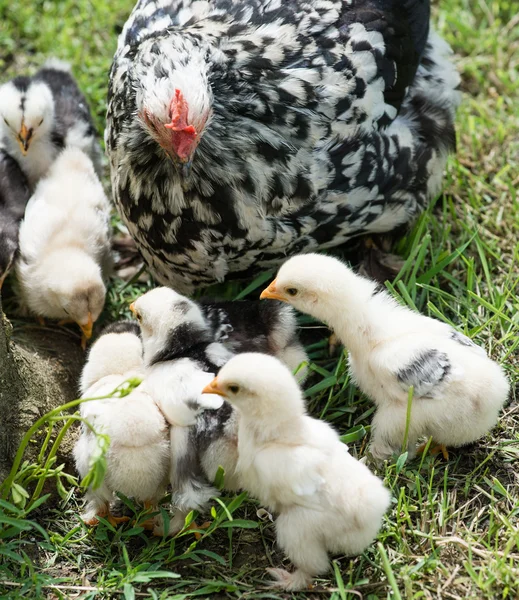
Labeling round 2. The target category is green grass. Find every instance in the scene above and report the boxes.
[1,0,519,598]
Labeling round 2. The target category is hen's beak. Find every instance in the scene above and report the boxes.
[129,302,136,316]
[202,378,227,397]
[17,123,31,155]
[260,279,287,302]
[79,312,93,340]
[0,272,6,291]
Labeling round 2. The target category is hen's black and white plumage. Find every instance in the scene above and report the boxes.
[0,60,101,189]
[106,0,460,293]
[0,150,30,287]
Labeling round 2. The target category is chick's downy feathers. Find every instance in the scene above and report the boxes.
[16,147,112,341]
[262,253,510,461]
[0,149,30,287]
[75,322,169,527]
[205,352,390,591]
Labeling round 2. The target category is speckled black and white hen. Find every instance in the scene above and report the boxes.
[106,0,460,294]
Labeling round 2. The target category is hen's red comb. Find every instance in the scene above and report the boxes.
[165,89,197,135]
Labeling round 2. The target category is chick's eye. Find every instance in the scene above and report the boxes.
[135,312,142,322]
[286,288,298,297]
[228,384,240,394]
[38,118,44,126]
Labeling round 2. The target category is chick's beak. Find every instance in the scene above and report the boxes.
[18,123,31,155]
[260,279,287,302]
[129,302,136,316]
[202,378,227,397]
[79,312,93,340]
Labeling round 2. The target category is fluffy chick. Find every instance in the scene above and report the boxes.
[75,320,169,527]
[203,353,390,591]
[0,59,101,189]
[16,146,112,345]
[131,287,238,535]
[261,253,510,461]
[0,149,30,289]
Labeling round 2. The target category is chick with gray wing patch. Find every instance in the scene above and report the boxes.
[0,59,101,189]
[203,353,390,591]
[261,253,510,462]
[75,321,169,528]
[0,149,30,289]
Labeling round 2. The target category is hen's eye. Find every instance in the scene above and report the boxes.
[286,288,298,297]
[228,384,240,394]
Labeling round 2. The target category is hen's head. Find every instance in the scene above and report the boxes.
[136,45,213,177]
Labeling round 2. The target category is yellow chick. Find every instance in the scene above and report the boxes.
[16,147,112,346]
[75,321,169,528]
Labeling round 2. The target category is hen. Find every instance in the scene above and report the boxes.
[106,0,460,293]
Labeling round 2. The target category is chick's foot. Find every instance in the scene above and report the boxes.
[107,513,131,527]
[266,567,313,591]
[417,441,449,460]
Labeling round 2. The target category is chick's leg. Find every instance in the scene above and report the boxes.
[81,495,109,526]
[417,441,449,460]
[369,407,407,462]
[136,500,158,531]
[269,513,329,591]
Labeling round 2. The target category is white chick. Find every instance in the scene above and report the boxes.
[131,287,236,535]
[261,253,510,461]
[16,146,112,346]
[75,320,169,527]
[203,353,390,591]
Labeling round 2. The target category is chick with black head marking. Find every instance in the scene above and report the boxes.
[74,320,169,528]
[131,287,236,535]
[199,298,308,378]
[0,149,30,289]
[131,287,308,535]
[0,59,101,189]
